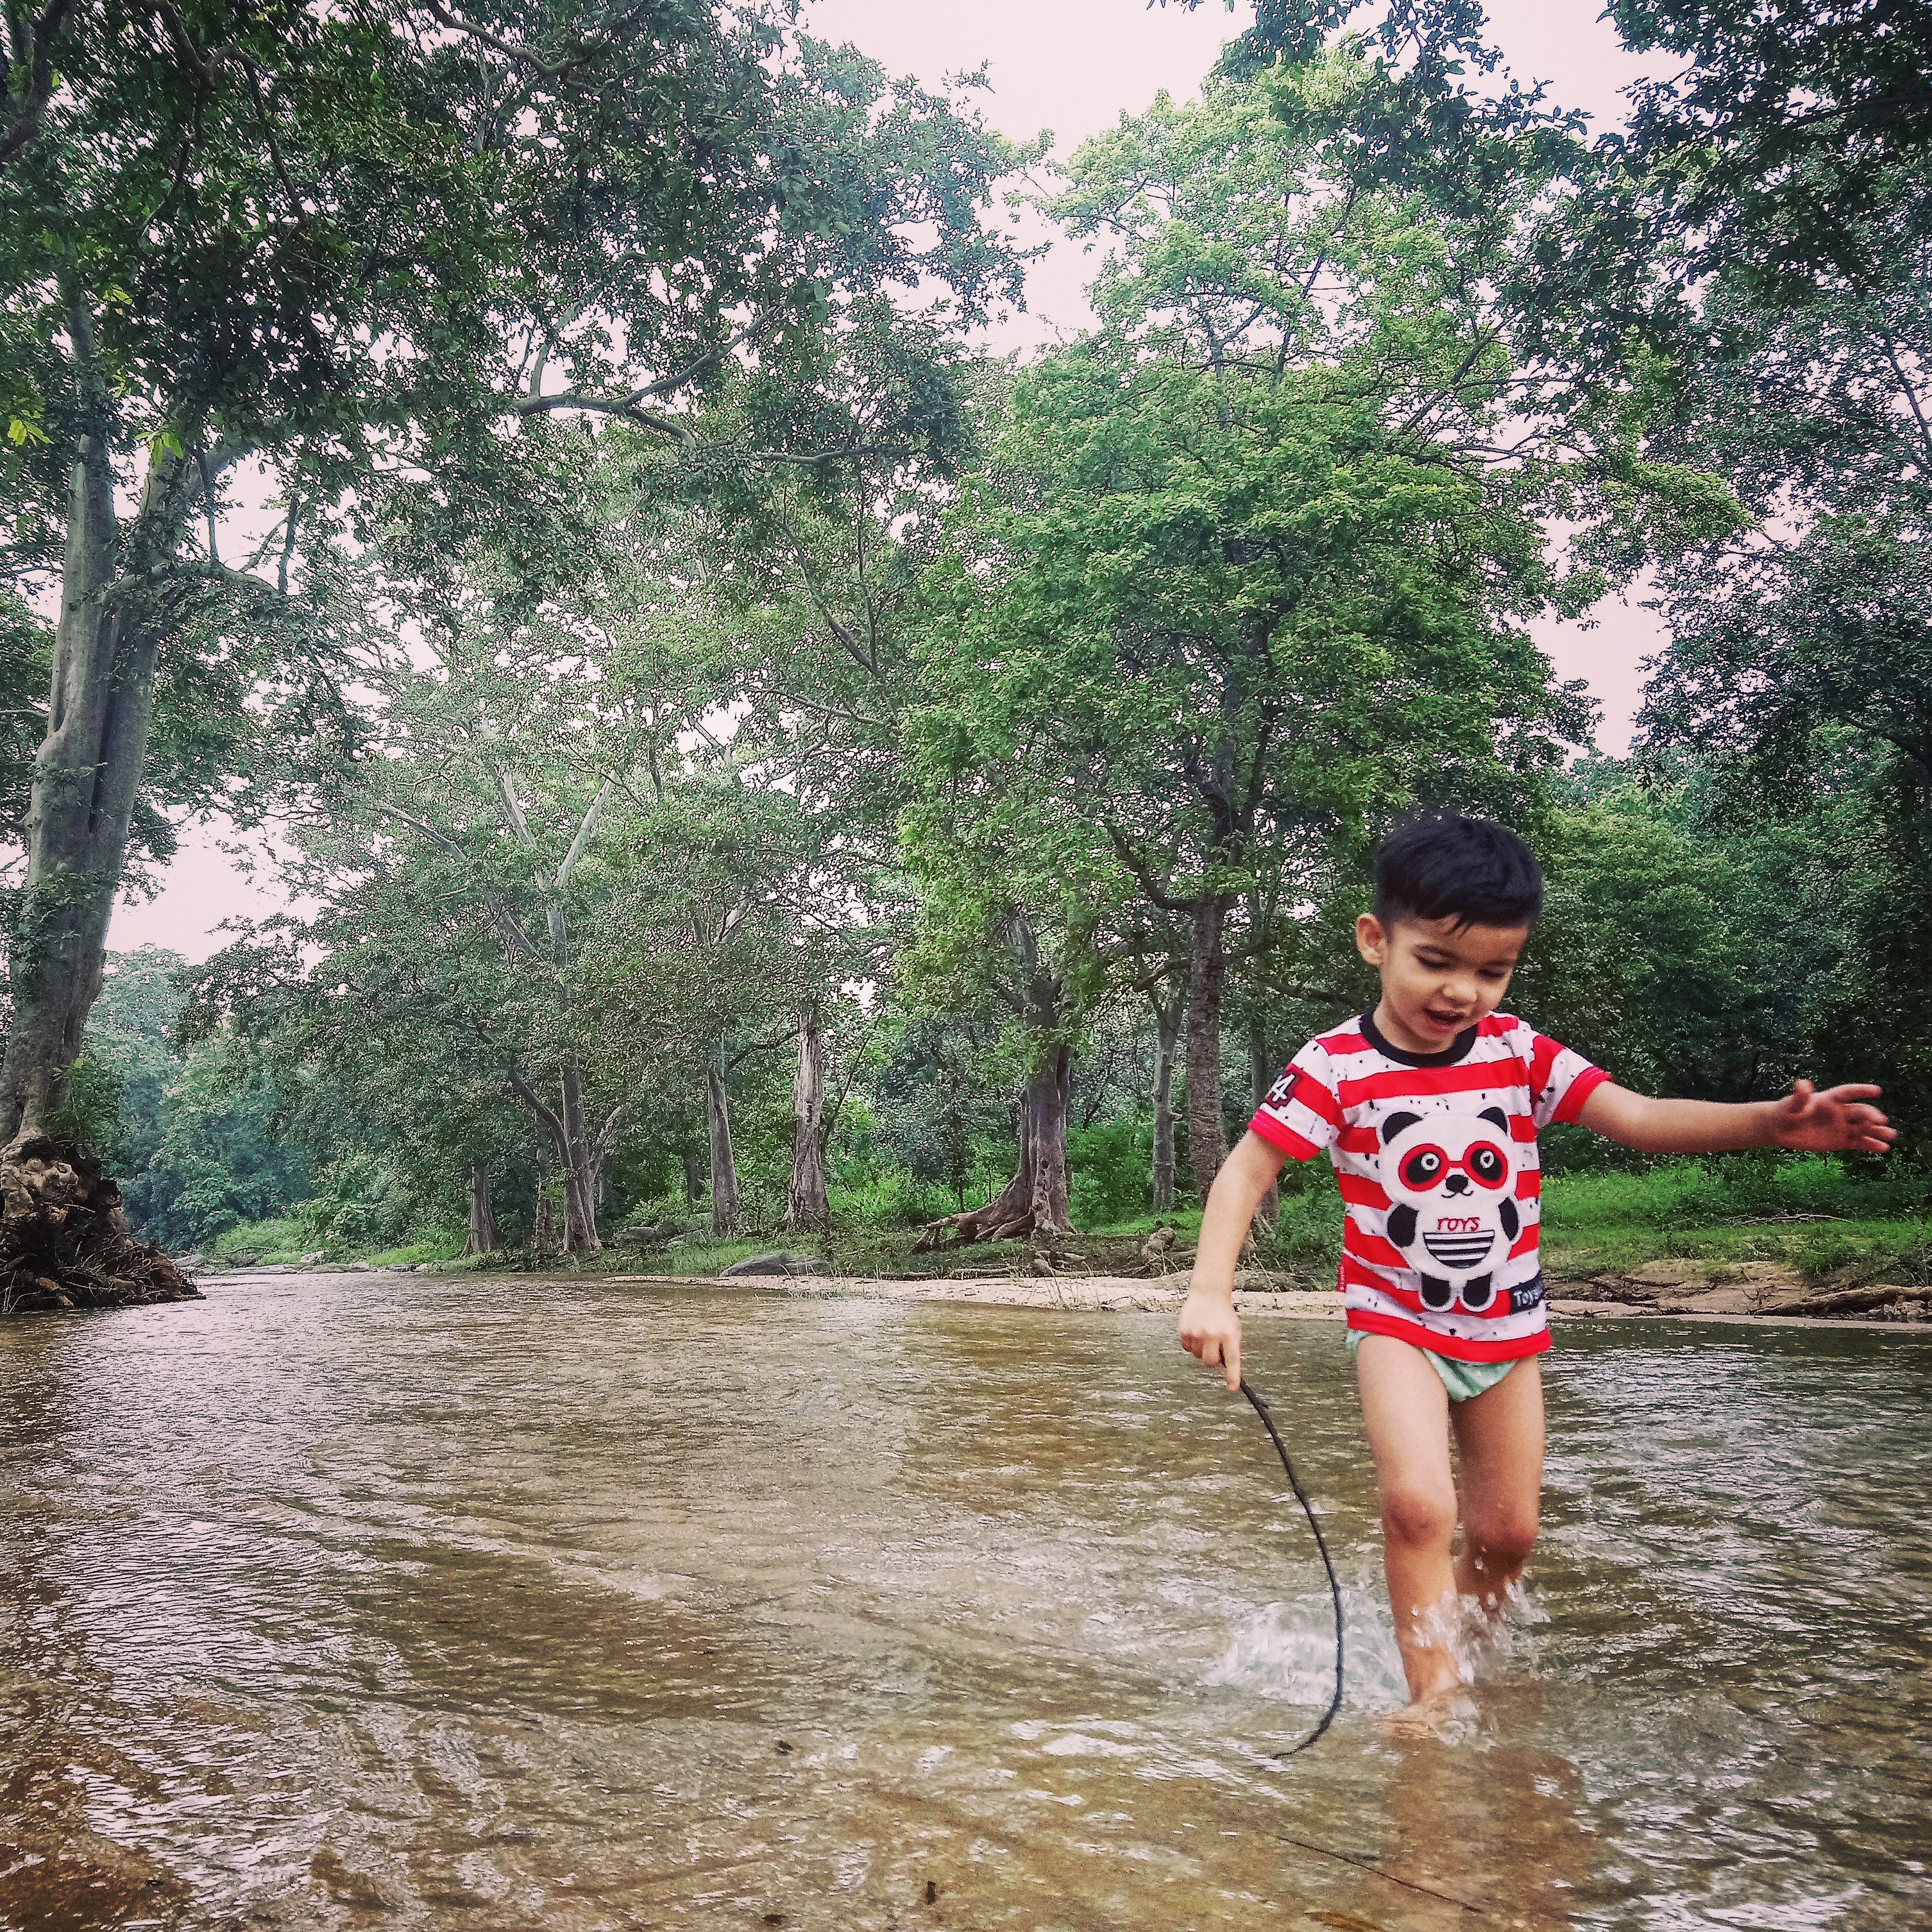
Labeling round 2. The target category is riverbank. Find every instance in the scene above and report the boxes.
[621,1272,1932,1330]
[176,1261,1932,1331]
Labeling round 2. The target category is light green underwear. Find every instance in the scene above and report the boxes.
[1345,1327,1522,1403]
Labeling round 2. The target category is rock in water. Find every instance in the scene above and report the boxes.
[719,1252,825,1279]
[0,1138,199,1313]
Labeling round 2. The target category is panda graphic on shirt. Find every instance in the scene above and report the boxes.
[1377,1106,1522,1313]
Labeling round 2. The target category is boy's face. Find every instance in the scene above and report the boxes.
[1356,911,1531,1055]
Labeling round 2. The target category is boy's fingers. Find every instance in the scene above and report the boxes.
[1225,1337,1241,1391]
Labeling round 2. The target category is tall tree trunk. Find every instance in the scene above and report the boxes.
[557,1064,601,1253]
[785,1013,829,1234]
[1184,894,1229,1201]
[707,1058,740,1236]
[509,1067,601,1254]
[1026,1043,1074,1232]
[532,1139,559,1255]
[2,417,192,1146]
[915,1044,1074,1250]
[1150,987,1182,1213]
[464,1167,500,1256]
[1247,1013,1278,1230]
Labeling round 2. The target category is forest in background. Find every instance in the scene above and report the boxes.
[5,0,1931,1293]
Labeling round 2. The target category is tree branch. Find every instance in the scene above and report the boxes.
[0,0,74,168]
[418,0,593,81]
[507,1065,565,1142]
[555,777,615,892]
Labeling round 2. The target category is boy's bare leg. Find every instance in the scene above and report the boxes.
[1448,1357,1545,1613]
[1355,1335,1461,1709]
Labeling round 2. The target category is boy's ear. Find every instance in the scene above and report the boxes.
[1355,912,1389,965]
[1381,1111,1422,1146]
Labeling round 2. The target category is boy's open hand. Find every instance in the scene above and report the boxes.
[1179,1286,1242,1391]
[1769,1080,1897,1154]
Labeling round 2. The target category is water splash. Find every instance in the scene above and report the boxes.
[1203,1586,1408,1713]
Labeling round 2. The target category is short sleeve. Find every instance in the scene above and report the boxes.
[1249,1041,1342,1162]
[1526,1029,1610,1129]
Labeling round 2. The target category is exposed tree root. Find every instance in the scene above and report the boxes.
[913,1171,1046,1252]
[0,1139,199,1314]
[913,1058,1075,1254]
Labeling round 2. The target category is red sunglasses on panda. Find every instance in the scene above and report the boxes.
[1397,1141,1509,1191]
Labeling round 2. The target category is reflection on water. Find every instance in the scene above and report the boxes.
[2,1277,1927,1929]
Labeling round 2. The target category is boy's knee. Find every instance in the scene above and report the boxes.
[1466,1508,1539,1574]
[1381,1480,1457,1551]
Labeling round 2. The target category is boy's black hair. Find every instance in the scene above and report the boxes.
[1372,812,1543,931]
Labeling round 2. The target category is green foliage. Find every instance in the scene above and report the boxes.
[43,1050,127,1161]
[209,1219,310,1268]
[295,1153,418,1258]
[1545,1155,1929,1230]
[72,947,310,1249]
[1067,1121,1153,1229]
[11,1,1923,1285]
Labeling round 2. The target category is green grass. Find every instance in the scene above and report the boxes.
[207,1218,308,1265]
[365,1232,466,1267]
[1538,1157,1932,1286]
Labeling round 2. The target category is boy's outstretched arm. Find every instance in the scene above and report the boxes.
[1178,1130,1290,1391]
[1578,1079,1897,1155]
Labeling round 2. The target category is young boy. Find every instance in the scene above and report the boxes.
[1178,813,1895,1721]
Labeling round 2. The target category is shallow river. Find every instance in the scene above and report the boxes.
[2,1274,1929,1931]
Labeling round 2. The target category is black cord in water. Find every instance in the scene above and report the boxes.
[1238,1377,1345,1756]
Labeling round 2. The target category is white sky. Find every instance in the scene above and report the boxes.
[109,0,1665,960]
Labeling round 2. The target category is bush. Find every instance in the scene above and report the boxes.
[1068,1119,1152,1228]
[832,1166,954,1230]
[295,1152,417,1256]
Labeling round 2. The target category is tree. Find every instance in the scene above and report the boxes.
[913,51,1690,1225]
[1606,0,1932,297]
[0,0,1026,1297]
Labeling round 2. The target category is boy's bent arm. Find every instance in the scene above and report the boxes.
[1178,1130,1290,1391]
[1578,1078,1896,1156]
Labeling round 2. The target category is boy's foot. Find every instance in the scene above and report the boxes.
[1376,1687,1462,1740]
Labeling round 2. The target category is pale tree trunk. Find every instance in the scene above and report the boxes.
[1184,894,1229,1201]
[784,1013,829,1234]
[915,913,1076,1251]
[2,394,204,1146]
[0,330,203,1307]
[916,1046,1074,1250]
[1150,987,1182,1214]
[707,1058,740,1236]
[510,1069,604,1254]
[1246,1013,1278,1230]
[557,1064,601,1253]
[464,1168,501,1256]
[532,1141,559,1254]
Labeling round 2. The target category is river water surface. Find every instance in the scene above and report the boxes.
[2,1273,1928,1930]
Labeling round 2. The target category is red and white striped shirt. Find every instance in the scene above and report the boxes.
[1249,1012,1609,1362]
